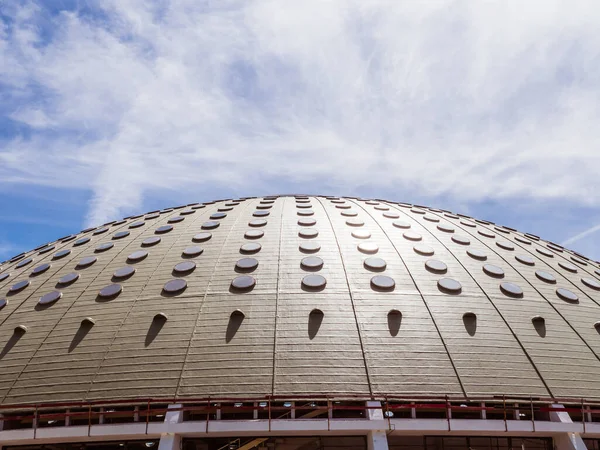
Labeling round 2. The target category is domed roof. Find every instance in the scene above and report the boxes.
[0,195,600,406]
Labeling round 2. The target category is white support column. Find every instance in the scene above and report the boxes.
[550,404,588,450]
[366,401,389,450]
[158,433,181,450]
[164,404,184,424]
[366,401,384,421]
[367,431,389,450]
[480,402,487,420]
[65,409,71,427]
[159,404,184,450]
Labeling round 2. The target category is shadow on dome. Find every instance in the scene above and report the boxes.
[308,308,323,340]
[69,318,95,353]
[532,316,546,338]
[146,313,168,347]
[462,312,477,337]
[0,327,26,360]
[226,310,245,343]
[387,310,402,337]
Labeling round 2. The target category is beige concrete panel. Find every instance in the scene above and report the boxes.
[423,294,550,397]
[352,292,464,396]
[179,293,276,397]
[274,292,369,395]
[491,296,600,399]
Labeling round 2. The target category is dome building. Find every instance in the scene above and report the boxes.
[0,195,599,450]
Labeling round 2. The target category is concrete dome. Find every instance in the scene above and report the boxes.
[1,195,600,407]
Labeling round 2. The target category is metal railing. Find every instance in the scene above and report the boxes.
[1,394,599,436]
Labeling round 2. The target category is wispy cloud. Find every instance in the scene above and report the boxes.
[562,223,600,246]
[1,1,600,226]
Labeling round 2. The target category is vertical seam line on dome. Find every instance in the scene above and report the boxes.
[82,208,199,401]
[174,198,253,399]
[271,196,285,395]
[0,218,145,403]
[317,196,374,398]
[383,202,554,399]
[348,199,467,399]
[427,210,600,365]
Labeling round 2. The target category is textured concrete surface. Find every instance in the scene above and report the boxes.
[0,195,599,406]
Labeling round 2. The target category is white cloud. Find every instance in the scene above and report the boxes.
[563,223,600,246]
[1,0,600,226]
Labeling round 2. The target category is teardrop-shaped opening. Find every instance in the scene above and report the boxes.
[145,312,168,347]
[308,308,324,340]
[226,310,245,343]
[69,318,95,353]
[154,312,168,321]
[14,325,27,334]
[532,316,546,338]
[462,312,477,336]
[387,309,402,337]
[595,321,600,335]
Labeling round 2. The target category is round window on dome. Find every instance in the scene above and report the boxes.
[241,242,262,254]
[193,232,212,242]
[301,256,324,271]
[299,228,318,239]
[299,242,321,253]
[413,244,435,256]
[114,266,136,279]
[301,274,326,291]
[98,283,122,300]
[364,257,386,272]
[438,278,462,295]
[231,275,256,292]
[127,250,148,262]
[58,272,79,286]
[245,230,264,239]
[173,261,196,274]
[402,231,422,241]
[163,279,187,295]
[182,246,203,257]
[425,259,447,274]
[39,291,62,306]
[249,219,268,227]
[500,282,523,298]
[236,258,259,273]
[142,237,161,247]
[371,275,395,292]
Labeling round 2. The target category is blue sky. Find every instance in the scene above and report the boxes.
[1,1,599,262]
